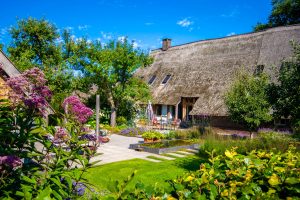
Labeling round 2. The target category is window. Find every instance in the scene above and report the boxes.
[162,74,171,84]
[254,65,264,76]
[148,75,156,84]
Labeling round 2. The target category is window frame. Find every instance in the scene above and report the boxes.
[161,74,171,84]
[148,75,156,85]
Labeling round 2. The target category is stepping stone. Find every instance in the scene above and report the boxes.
[185,149,199,153]
[153,154,175,160]
[141,157,161,162]
[166,153,186,157]
[176,151,195,155]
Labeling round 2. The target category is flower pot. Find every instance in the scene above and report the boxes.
[144,138,153,143]
[153,138,161,142]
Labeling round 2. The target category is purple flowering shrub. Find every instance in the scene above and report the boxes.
[119,127,147,137]
[0,74,97,199]
[62,95,93,124]
[6,67,52,115]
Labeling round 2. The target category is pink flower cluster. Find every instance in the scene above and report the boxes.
[0,155,22,171]
[6,67,52,114]
[62,96,93,124]
[54,127,69,140]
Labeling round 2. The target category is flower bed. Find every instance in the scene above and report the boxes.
[118,127,147,137]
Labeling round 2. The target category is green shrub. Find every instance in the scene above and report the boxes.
[172,128,202,140]
[142,131,164,140]
[116,116,127,125]
[200,131,299,156]
[165,131,176,140]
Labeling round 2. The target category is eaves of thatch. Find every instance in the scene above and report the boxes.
[135,25,300,116]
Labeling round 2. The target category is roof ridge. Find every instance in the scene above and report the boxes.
[151,24,300,52]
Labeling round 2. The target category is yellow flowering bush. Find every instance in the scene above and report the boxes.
[167,146,299,199]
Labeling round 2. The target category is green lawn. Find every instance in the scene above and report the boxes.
[84,155,206,198]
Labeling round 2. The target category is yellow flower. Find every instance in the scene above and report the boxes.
[267,188,276,195]
[274,167,285,173]
[245,170,253,182]
[221,189,229,197]
[268,174,280,186]
[185,175,194,182]
[225,150,237,159]
[167,196,177,200]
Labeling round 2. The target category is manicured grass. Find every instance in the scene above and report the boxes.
[84,155,206,197]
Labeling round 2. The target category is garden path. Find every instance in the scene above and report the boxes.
[90,134,195,165]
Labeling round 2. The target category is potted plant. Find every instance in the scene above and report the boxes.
[153,132,164,142]
[142,131,155,143]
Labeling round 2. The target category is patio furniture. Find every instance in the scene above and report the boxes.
[171,119,181,130]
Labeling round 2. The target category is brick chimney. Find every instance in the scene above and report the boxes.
[162,38,171,51]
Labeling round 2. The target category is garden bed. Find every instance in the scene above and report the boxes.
[129,139,200,154]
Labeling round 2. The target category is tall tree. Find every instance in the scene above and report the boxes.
[8,17,62,71]
[268,42,300,130]
[225,72,272,137]
[7,18,76,110]
[87,39,153,126]
[254,0,300,31]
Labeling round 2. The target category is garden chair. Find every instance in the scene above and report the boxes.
[171,119,181,130]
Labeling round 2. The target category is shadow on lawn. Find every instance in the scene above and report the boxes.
[173,155,207,171]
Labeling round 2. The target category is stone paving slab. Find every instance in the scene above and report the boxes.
[89,134,198,165]
[176,151,195,155]
[152,154,175,160]
[185,149,199,153]
[165,152,186,157]
[90,134,162,165]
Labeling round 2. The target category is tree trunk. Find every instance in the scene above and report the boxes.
[107,91,116,127]
[250,131,253,139]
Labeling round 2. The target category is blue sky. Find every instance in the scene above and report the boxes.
[0,0,272,51]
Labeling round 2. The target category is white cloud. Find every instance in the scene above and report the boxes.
[177,18,193,27]
[227,32,236,36]
[55,37,64,44]
[78,25,90,31]
[118,36,126,42]
[132,41,138,48]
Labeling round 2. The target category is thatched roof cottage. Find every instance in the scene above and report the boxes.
[0,50,21,99]
[135,25,300,127]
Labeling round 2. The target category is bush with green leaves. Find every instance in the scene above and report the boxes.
[142,131,165,140]
[225,72,272,137]
[0,68,97,199]
[166,146,300,199]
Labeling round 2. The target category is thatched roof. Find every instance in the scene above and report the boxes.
[0,50,21,78]
[135,25,300,116]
